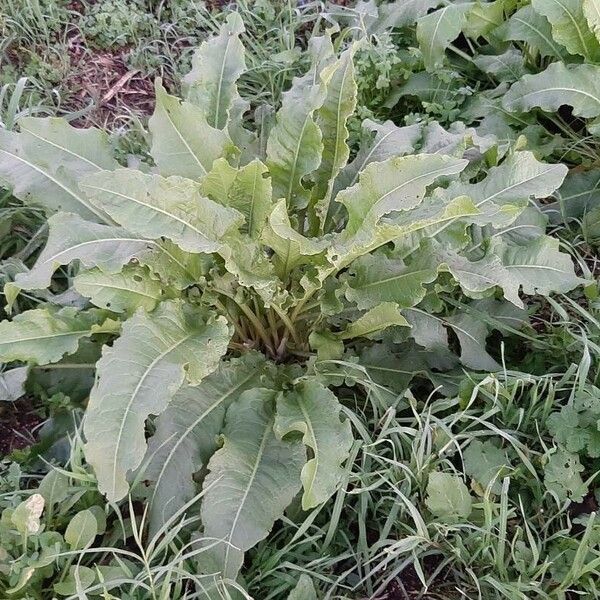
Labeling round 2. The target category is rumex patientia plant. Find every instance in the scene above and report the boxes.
[0,12,583,597]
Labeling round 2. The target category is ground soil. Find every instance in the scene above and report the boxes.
[0,397,43,455]
[64,34,157,128]
[379,558,461,600]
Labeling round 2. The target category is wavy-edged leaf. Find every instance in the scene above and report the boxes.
[149,81,234,179]
[532,0,600,61]
[463,0,504,38]
[144,353,271,532]
[339,154,468,237]
[442,151,568,227]
[261,200,329,277]
[584,0,600,43]
[449,311,500,371]
[219,233,279,295]
[81,169,244,254]
[266,37,331,210]
[310,46,357,232]
[0,366,29,402]
[390,71,471,113]
[503,62,600,121]
[74,265,165,314]
[447,299,528,370]
[198,389,305,580]
[429,242,522,307]
[183,13,246,130]
[356,342,434,398]
[0,118,116,222]
[14,213,153,291]
[202,158,273,238]
[496,5,569,60]
[330,155,468,266]
[274,379,352,509]
[340,302,409,340]
[497,5,571,60]
[84,301,231,502]
[547,168,600,223]
[332,194,479,270]
[496,236,583,295]
[138,240,213,290]
[344,252,436,310]
[0,307,117,365]
[417,4,472,71]
[334,120,421,198]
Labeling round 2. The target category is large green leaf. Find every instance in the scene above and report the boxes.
[0,307,117,365]
[463,0,504,38]
[473,49,527,83]
[338,155,468,237]
[330,155,468,266]
[442,151,568,227]
[332,194,479,271]
[333,120,421,196]
[183,13,246,130]
[548,168,600,222]
[0,118,116,221]
[198,389,305,581]
[503,62,600,121]
[496,236,583,295]
[74,265,165,314]
[344,252,436,310]
[310,46,357,233]
[340,302,409,340]
[266,37,331,210]
[261,200,329,277]
[447,298,528,371]
[144,353,270,532]
[81,169,244,254]
[428,242,522,307]
[274,379,352,509]
[138,240,213,291]
[532,0,600,60]
[218,233,279,295]
[497,5,571,60]
[584,0,600,42]
[84,301,231,501]
[149,81,234,179]
[14,213,153,291]
[373,0,443,31]
[417,4,472,71]
[202,158,273,238]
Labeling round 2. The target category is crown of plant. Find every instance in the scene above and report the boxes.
[0,13,582,596]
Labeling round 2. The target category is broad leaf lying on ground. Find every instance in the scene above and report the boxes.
[0,20,585,599]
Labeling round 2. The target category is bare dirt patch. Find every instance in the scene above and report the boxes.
[0,397,43,455]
